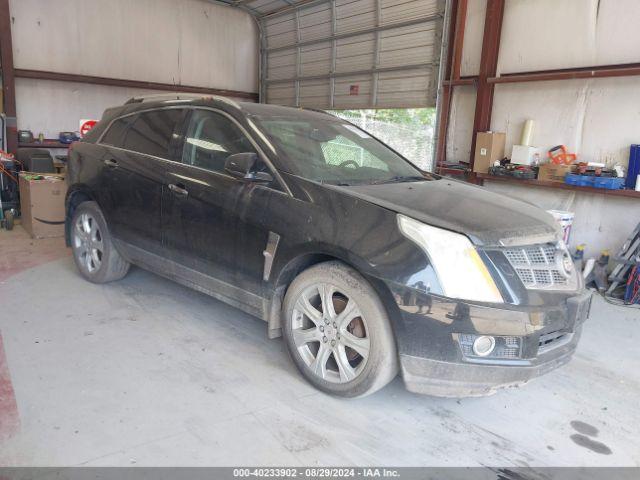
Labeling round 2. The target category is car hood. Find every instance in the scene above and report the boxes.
[326,178,559,246]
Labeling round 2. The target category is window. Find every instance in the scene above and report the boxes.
[321,135,388,171]
[245,106,424,185]
[182,110,256,173]
[122,109,184,159]
[101,116,135,148]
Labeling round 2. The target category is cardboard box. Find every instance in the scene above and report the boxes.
[473,132,506,173]
[511,145,541,165]
[537,163,574,182]
[19,173,67,238]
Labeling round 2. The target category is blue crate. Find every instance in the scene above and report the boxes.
[594,177,625,190]
[565,174,596,187]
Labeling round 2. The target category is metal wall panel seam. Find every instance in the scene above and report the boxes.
[371,0,382,106]
[330,0,337,107]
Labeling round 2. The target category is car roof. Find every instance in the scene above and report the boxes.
[113,94,341,124]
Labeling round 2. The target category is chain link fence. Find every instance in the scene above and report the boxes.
[328,110,435,171]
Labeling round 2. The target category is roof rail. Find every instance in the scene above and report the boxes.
[124,93,211,105]
[123,93,242,109]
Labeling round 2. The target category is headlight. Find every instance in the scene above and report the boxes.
[397,215,504,303]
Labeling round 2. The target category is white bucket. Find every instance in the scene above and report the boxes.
[547,209,574,245]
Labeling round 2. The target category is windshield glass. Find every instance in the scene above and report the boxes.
[244,107,428,185]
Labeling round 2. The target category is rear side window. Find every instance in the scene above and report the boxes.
[182,110,256,173]
[123,109,184,159]
[101,117,134,147]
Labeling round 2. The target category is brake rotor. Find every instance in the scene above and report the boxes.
[333,295,366,361]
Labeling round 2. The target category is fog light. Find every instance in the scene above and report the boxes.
[472,336,496,357]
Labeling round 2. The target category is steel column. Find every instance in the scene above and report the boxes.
[329,0,337,108]
[371,0,382,107]
[0,0,17,154]
[259,18,268,102]
[469,0,504,168]
[434,0,467,170]
[294,9,301,107]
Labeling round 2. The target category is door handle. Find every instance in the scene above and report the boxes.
[168,183,189,197]
[103,158,119,168]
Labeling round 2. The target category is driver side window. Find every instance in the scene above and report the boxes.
[321,135,388,171]
[182,110,256,173]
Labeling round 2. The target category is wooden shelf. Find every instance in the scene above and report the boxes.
[19,141,70,149]
[438,166,470,176]
[488,62,640,85]
[476,173,640,199]
[443,77,477,86]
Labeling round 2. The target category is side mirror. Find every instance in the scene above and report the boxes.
[224,153,274,183]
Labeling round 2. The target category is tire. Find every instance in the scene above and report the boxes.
[282,261,398,398]
[3,211,14,231]
[70,201,130,283]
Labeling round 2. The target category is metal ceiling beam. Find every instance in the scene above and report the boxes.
[489,62,640,84]
[14,69,259,101]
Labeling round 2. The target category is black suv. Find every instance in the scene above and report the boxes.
[66,94,591,397]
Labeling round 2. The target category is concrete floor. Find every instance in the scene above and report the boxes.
[0,226,639,467]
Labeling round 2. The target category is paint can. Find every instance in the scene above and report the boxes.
[547,209,574,245]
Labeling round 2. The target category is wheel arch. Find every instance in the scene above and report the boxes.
[65,185,95,246]
[266,251,402,343]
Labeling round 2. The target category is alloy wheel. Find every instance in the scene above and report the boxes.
[291,283,370,383]
[73,213,104,274]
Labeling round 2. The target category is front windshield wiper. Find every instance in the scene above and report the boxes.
[369,175,426,185]
[321,180,354,186]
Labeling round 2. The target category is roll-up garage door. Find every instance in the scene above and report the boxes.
[260,0,445,109]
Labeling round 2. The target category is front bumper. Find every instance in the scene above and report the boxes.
[386,284,592,397]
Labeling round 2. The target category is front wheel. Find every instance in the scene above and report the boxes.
[70,201,130,283]
[283,261,398,398]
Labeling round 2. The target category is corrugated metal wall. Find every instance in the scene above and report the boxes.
[10,0,259,137]
[261,0,445,109]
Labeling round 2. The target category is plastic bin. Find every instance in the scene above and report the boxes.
[593,177,625,190]
[565,174,595,187]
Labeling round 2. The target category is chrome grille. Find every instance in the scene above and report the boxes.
[498,336,521,359]
[504,244,569,289]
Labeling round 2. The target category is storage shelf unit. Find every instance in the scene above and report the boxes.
[18,141,70,149]
[435,0,640,187]
[476,173,640,199]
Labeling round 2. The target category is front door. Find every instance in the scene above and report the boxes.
[161,108,280,312]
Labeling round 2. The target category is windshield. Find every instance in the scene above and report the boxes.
[245,108,427,185]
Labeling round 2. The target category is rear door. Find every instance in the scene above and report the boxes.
[98,107,185,255]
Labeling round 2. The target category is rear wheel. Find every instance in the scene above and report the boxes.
[283,261,397,397]
[3,210,14,230]
[70,201,130,283]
